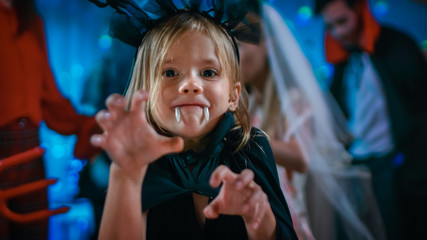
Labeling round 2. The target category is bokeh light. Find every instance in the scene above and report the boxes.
[316,64,334,81]
[98,34,112,50]
[422,39,427,50]
[295,6,312,26]
[69,159,85,173]
[373,1,389,17]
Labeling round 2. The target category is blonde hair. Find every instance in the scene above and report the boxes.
[126,12,251,150]
[259,74,284,138]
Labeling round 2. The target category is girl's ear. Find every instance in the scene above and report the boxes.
[229,82,241,112]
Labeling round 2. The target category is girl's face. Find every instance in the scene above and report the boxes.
[153,31,240,149]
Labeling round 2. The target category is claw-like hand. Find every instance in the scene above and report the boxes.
[204,165,271,231]
[90,90,184,174]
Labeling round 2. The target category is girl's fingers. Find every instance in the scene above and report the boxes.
[241,183,261,214]
[105,94,127,118]
[249,203,262,230]
[243,186,267,228]
[204,198,221,219]
[236,169,254,189]
[95,110,113,130]
[209,165,236,188]
[90,134,106,148]
[252,200,269,230]
[129,90,149,112]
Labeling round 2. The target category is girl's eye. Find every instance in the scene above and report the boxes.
[201,69,217,77]
[163,70,177,77]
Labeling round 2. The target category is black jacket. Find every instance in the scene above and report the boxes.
[330,26,427,187]
[142,111,298,240]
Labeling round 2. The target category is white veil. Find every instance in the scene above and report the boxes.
[261,3,385,240]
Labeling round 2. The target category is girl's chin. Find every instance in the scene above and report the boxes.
[169,121,217,140]
[172,125,207,138]
[158,114,218,138]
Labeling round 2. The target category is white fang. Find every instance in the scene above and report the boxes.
[204,107,209,122]
[175,107,181,123]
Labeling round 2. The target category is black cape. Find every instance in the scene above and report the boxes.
[141,111,298,239]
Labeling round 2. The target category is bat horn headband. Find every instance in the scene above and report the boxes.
[89,0,261,60]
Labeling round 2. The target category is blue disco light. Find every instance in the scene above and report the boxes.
[373,1,389,17]
[316,64,334,80]
[99,35,112,50]
[295,6,312,26]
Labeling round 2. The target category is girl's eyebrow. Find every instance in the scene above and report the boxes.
[200,58,220,66]
[163,58,220,66]
[163,58,175,64]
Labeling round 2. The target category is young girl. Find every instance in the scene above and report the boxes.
[89,2,298,239]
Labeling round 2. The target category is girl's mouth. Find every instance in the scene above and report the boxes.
[174,106,209,123]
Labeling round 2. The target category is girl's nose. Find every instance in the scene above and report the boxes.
[179,75,203,94]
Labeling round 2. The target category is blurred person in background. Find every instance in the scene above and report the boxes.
[238,6,313,240]
[0,0,100,239]
[314,0,427,239]
[239,1,385,239]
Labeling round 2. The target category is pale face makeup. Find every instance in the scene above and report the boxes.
[322,0,360,47]
[152,31,240,150]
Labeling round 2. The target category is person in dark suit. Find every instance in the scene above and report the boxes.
[314,0,427,239]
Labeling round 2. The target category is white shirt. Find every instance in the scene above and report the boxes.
[344,52,394,158]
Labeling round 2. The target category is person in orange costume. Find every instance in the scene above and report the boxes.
[0,0,100,239]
